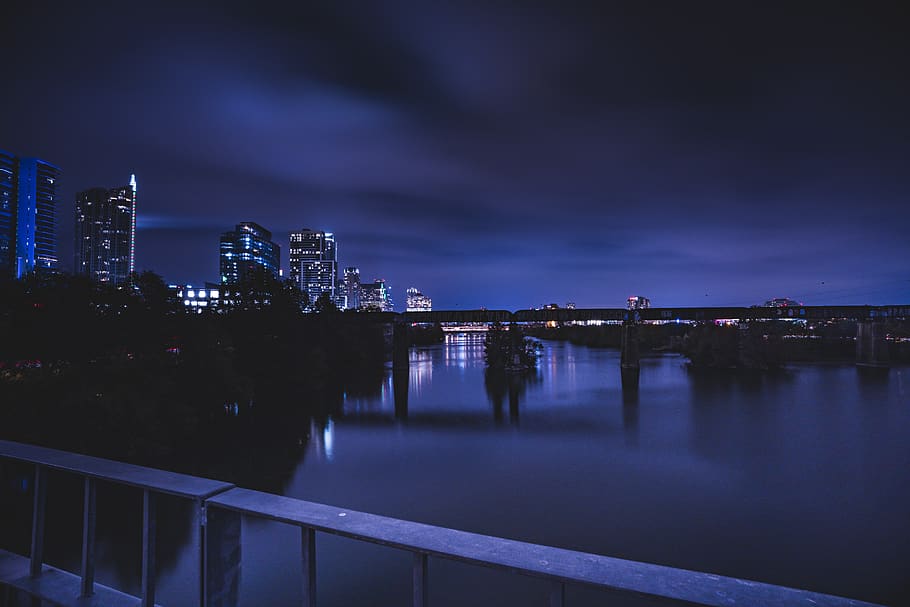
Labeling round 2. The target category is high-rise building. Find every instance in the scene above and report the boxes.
[289,229,337,308]
[627,296,650,310]
[219,222,280,285]
[343,266,361,310]
[406,287,432,312]
[361,279,393,312]
[74,176,138,285]
[169,282,223,313]
[0,149,61,278]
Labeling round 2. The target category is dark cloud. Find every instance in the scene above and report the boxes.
[2,1,908,308]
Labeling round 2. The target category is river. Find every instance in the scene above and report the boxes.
[3,333,909,606]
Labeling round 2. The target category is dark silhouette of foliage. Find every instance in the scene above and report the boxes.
[314,292,339,314]
[484,323,539,372]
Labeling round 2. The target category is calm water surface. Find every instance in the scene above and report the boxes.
[6,334,910,606]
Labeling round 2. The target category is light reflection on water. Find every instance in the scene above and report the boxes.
[4,335,908,607]
[299,334,909,607]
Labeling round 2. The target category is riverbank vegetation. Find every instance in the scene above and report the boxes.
[484,323,539,372]
[0,272,387,487]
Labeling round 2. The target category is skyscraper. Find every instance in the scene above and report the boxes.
[406,287,432,312]
[289,229,337,308]
[219,222,281,285]
[343,266,361,310]
[74,176,138,285]
[361,279,393,312]
[0,149,61,278]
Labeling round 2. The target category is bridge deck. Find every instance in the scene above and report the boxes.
[208,487,881,607]
[402,305,910,323]
[0,549,157,607]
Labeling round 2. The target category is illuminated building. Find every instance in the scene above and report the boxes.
[361,279,393,311]
[406,287,432,312]
[0,149,61,278]
[289,228,337,309]
[627,296,650,310]
[343,266,361,310]
[170,282,223,313]
[74,176,137,285]
[763,297,802,307]
[219,222,280,284]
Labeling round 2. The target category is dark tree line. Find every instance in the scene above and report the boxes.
[0,272,386,483]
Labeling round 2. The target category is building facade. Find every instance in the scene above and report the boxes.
[343,266,361,310]
[170,282,223,313]
[361,279,393,312]
[219,222,280,285]
[406,287,432,312]
[0,149,61,278]
[627,296,651,310]
[289,229,337,308]
[74,176,137,285]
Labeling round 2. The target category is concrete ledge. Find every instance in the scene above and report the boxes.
[0,549,158,607]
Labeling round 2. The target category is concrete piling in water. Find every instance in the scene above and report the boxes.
[620,322,640,392]
[856,321,889,369]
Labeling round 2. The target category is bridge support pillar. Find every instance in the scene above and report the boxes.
[620,322,640,392]
[204,506,241,607]
[393,321,410,418]
[856,321,889,368]
[394,366,409,420]
[392,322,409,371]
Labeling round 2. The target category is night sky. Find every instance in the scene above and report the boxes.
[3,1,908,309]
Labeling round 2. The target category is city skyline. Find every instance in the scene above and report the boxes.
[2,3,908,309]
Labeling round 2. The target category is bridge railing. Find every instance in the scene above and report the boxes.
[0,439,234,607]
[1,440,886,607]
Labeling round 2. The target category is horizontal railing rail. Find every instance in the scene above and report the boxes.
[0,440,234,607]
[0,440,890,607]
[206,487,884,607]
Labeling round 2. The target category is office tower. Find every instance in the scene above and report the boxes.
[626,295,651,310]
[343,266,361,310]
[361,279,393,312]
[219,222,280,286]
[406,287,432,312]
[170,282,223,313]
[0,149,61,278]
[333,277,348,310]
[74,176,138,285]
[0,151,14,276]
[289,229,337,308]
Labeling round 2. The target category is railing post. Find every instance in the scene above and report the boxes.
[29,465,47,578]
[302,527,316,607]
[196,498,205,607]
[549,580,565,607]
[412,552,428,607]
[141,489,156,607]
[204,505,241,607]
[81,477,97,597]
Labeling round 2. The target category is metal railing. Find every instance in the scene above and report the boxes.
[0,440,888,607]
[0,440,233,606]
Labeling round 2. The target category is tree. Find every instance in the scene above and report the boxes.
[314,292,338,314]
[484,323,539,372]
[132,271,177,314]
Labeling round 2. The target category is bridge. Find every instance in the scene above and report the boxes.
[383,305,910,392]
[400,304,910,324]
[0,440,887,607]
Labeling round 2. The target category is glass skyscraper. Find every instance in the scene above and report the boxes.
[0,149,61,278]
[289,229,337,308]
[220,222,280,284]
[74,176,137,285]
[361,279,393,312]
[343,266,361,310]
